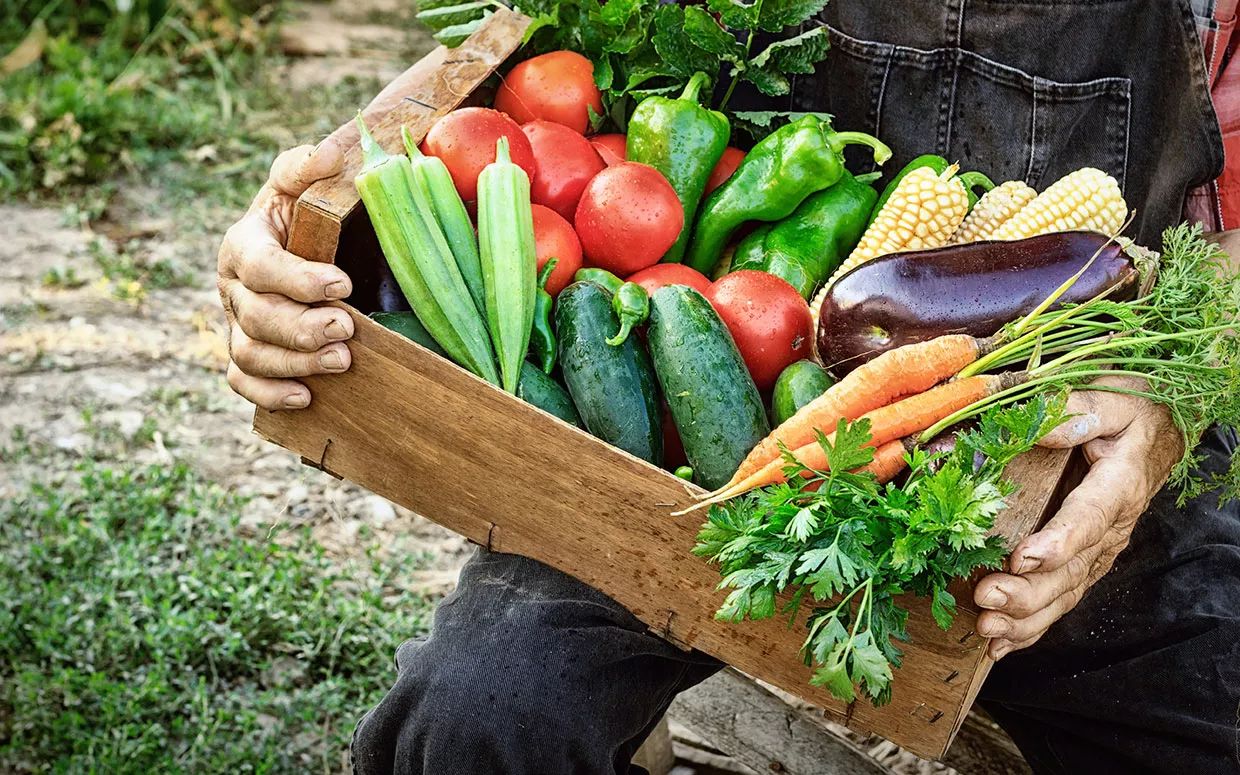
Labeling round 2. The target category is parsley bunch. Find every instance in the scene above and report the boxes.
[693,396,1067,705]
[415,0,835,126]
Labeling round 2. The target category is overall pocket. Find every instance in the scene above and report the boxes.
[805,26,1132,194]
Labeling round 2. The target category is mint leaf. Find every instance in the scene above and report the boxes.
[706,0,760,29]
[757,0,831,31]
[742,64,791,96]
[749,25,831,76]
[683,6,747,64]
[652,5,717,78]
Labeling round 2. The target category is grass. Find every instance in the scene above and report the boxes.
[0,459,437,773]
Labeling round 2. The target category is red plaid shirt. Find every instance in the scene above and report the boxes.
[1188,0,1240,230]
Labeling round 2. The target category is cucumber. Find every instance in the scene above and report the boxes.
[556,281,663,465]
[647,285,769,489]
[772,360,835,426]
[517,362,581,427]
[369,311,447,356]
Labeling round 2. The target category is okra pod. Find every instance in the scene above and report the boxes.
[353,115,499,384]
[477,137,538,394]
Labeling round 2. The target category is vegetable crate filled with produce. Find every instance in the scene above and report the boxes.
[254,8,1240,761]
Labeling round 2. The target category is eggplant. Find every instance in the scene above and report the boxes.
[816,231,1148,377]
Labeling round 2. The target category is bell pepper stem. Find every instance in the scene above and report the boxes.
[826,131,893,165]
[606,321,634,347]
[537,257,558,291]
[680,71,709,104]
[959,170,995,195]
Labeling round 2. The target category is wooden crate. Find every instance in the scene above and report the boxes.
[253,9,1074,760]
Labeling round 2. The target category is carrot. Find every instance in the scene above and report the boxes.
[722,334,988,491]
[865,440,909,484]
[678,373,1016,513]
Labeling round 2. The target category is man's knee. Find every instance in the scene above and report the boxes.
[352,638,589,774]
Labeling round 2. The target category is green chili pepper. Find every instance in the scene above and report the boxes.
[605,281,649,346]
[731,171,880,299]
[684,115,891,275]
[530,258,558,374]
[674,465,694,481]
[573,267,624,295]
[627,72,730,264]
[868,154,995,225]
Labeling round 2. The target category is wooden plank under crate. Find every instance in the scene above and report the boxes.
[252,9,1075,760]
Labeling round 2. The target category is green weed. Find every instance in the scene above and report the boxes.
[0,460,436,772]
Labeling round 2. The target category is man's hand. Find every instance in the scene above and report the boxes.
[974,376,1182,660]
[217,141,353,410]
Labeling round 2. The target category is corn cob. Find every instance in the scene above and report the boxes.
[477,137,538,394]
[817,164,968,299]
[991,167,1127,240]
[949,180,1037,243]
[353,115,499,384]
[402,125,486,317]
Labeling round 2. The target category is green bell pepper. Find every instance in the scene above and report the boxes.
[529,258,558,374]
[731,171,880,299]
[684,115,891,275]
[868,154,995,225]
[627,72,730,264]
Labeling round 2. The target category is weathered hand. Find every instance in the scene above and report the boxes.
[217,140,353,410]
[974,376,1182,660]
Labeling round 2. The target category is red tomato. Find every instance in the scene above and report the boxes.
[705,270,813,391]
[531,204,582,297]
[589,134,627,166]
[625,264,712,295]
[574,162,682,276]
[704,147,746,195]
[522,121,605,221]
[494,51,604,134]
[421,108,536,202]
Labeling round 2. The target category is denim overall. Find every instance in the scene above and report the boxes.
[351,3,1238,773]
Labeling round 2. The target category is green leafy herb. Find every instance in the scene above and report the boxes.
[415,0,835,123]
[694,395,1067,705]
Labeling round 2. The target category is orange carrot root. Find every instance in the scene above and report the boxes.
[717,334,989,495]
[677,373,1012,514]
[865,440,909,484]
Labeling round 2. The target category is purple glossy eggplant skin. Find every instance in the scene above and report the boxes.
[817,231,1140,378]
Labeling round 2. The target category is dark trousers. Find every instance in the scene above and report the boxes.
[351,431,1240,775]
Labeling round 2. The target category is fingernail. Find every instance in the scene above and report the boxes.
[1016,555,1042,574]
[324,319,348,340]
[325,280,349,300]
[981,617,1011,637]
[980,587,1008,609]
[320,349,345,370]
[283,393,309,409]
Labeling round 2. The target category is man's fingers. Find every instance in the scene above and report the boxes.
[975,539,1101,618]
[230,327,352,379]
[1037,377,1146,449]
[268,141,344,199]
[227,362,312,411]
[978,579,1086,654]
[1009,454,1142,575]
[226,221,352,302]
[225,280,354,352]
